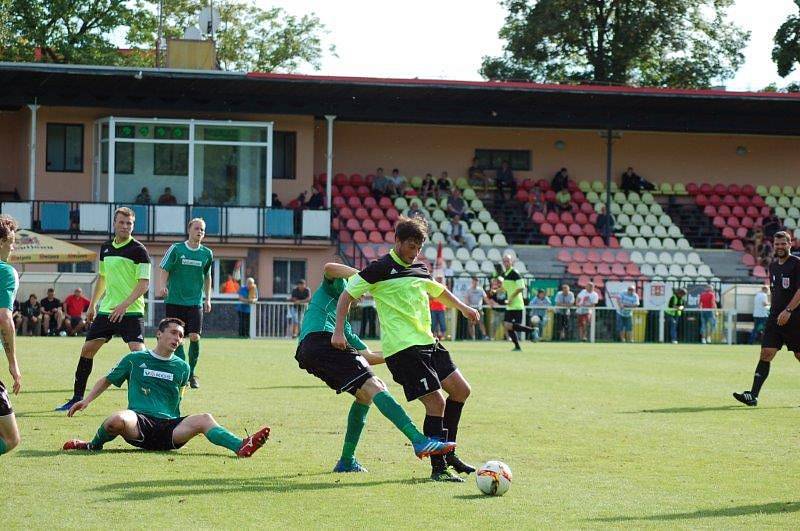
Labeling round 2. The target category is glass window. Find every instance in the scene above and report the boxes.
[101,142,134,174]
[195,144,266,206]
[272,131,296,180]
[57,261,94,273]
[46,124,84,172]
[154,144,189,175]
[215,258,245,295]
[474,149,531,171]
[196,125,267,142]
[273,259,306,295]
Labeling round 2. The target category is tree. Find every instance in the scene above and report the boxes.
[481,0,749,88]
[773,0,800,77]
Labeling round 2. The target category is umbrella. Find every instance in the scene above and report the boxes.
[9,230,96,264]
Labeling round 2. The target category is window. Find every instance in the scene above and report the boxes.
[272,131,296,180]
[154,144,189,175]
[474,149,531,171]
[101,143,135,174]
[273,259,306,295]
[57,262,94,273]
[214,258,245,295]
[46,124,84,172]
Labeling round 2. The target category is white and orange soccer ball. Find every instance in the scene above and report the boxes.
[476,460,512,496]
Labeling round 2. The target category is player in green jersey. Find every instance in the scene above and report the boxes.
[63,317,270,456]
[0,215,22,456]
[56,207,151,411]
[333,216,480,482]
[158,218,213,389]
[295,262,456,473]
[500,254,534,351]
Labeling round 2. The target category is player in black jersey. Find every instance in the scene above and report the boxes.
[733,232,800,406]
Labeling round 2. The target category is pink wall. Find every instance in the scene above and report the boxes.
[0,110,27,194]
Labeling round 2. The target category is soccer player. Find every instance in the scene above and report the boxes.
[0,215,21,456]
[734,231,800,406]
[295,262,456,473]
[332,216,480,482]
[158,218,213,389]
[56,207,151,411]
[63,318,270,456]
[500,254,534,351]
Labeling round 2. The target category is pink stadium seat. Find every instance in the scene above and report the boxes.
[378,197,393,209]
[532,212,546,224]
[347,196,361,209]
[572,191,586,203]
[759,206,771,217]
[686,183,699,195]
[578,275,591,287]
[557,250,572,262]
[385,208,399,222]
[346,218,360,231]
[521,178,534,190]
[695,194,708,207]
[583,263,597,275]
[591,236,606,248]
[317,173,328,186]
[735,226,748,239]
[723,194,736,207]
[753,265,767,278]
[708,195,722,208]
[752,196,766,208]
[567,263,582,275]
[597,263,612,275]
[721,227,735,239]
[712,216,725,229]
[569,223,583,237]
[362,219,376,232]
[576,236,591,248]
[555,223,569,236]
[592,276,605,289]
[364,174,375,185]
[536,179,549,191]
[331,218,341,231]
[370,208,385,221]
[546,212,559,224]
[334,173,348,187]
[580,202,594,215]
[717,205,731,217]
[726,216,740,229]
[352,230,367,243]
[727,184,741,195]
[563,235,577,247]
[378,244,390,255]
[713,184,727,195]
[368,231,383,244]
[741,216,754,229]
[540,223,554,236]
[341,185,356,198]
[703,205,717,217]
[584,224,597,237]
[732,205,745,217]
[699,183,713,195]
[616,250,630,262]
[515,190,529,202]
[362,245,376,259]
[611,263,626,276]
[385,232,395,244]
[571,250,586,262]
[355,208,369,221]
[585,250,600,262]
[561,211,575,224]
[544,190,557,202]
[737,195,750,207]
[331,185,341,197]
[741,184,755,196]
[363,196,377,209]
[575,212,588,225]
[625,263,641,276]
[742,253,756,266]
[377,219,392,232]
[350,174,364,187]
[601,250,615,263]
[339,207,353,220]
[745,206,759,217]
[548,235,562,247]
[338,230,352,243]
[333,196,346,209]
[589,212,599,224]
[405,189,417,197]
[356,185,371,199]
[609,237,620,248]
[567,181,578,193]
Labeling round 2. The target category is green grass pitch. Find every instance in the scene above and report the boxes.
[2,337,800,528]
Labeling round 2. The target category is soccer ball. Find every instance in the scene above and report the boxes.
[59,331,67,337]
[530,315,541,325]
[476,460,512,496]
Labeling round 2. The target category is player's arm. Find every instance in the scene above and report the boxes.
[777,287,800,325]
[203,271,212,313]
[332,291,356,350]
[359,348,385,365]
[87,274,106,322]
[157,267,170,298]
[433,286,479,322]
[109,278,150,323]
[0,308,20,394]
[324,262,359,280]
[67,377,111,416]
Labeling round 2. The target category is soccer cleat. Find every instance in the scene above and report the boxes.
[236,425,270,458]
[445,452,476,474]
[62,439,92,451]
[413,438,457,459]
[333,458,368,473]
[733,391,758,406]
[431,468,465,482]
[55,398,80,412]
[189,376,199,389]
[512,346,522,351]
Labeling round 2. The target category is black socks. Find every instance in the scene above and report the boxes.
[509,330,521,349]
[73,356,93,400]
[751,360,771,397]
[513,323,534,333]
[424,414,446,470]
[443,399,464,444]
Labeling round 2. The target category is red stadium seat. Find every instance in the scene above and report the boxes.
[362,219,376,232]
[548,235,562,247]
[569,223,583,236]
[721,227,735,239]
[515,190,529,202]
[741,216,754,229]
[532,212,546,224]
[695,194,708,207]
[353,230,367,243]
[737,195,750,207]
[368,231,383,244]
[563,235,577,247]
[712,216,725,229]
[317,173,328,186]
[339,207,354,220]
[377,219,392,232]
[699,183,713,195]
[576,236,591,248]
[722,194,736,207]
[726,216,740,229]
[752,196,766,208]
[365,174,375,185]
[370,208,385,221]
[338,230,352,243]
[557,250,572,262]
[350,174,364,187]
[589,212,598,224]
[333,196,346,209]
[745,206,759,218]
[567,180,578,193]
[356,185,371,199]
[331,185,341,197]
[346,218,360,231]
[717,205,731,217]
[625,263,641,276]
[735,226,748,239]
[385,208,399,222]
[540,223,554,236]
[609,237,620,248]
[561,211,575,224]
[347,196,361,209]
[334,173,348,187]
[713,184,727,195]
[729,238,743,252]
[610,263,625,276]
[703,205,717,217]
[544,190,556,202]
[742,253,756,267]
[385,232,395,244]
[555,223,568,236]
[578,275,591,287]
[521,178,534,190]
[727,184,741,195]
[575,212,588,225]
[546,212,559,224]
[536,179,549,191]
[332,218,341,231]
[708,195,722,207]
[759,206,771,217]
[341,185,356,198]
[686,183,699,195]
[616,250,630,262]
[573,250,587,262]
[741,184,755,196]
[378,197,393,209]
[597,263,612,275]
[601,250,615,263]
[567,263,582,275]
[572,191,586,203]
[355,208,369,221]
[580,202,594,215]
[362,245,376,259]
[582,263,597,275]
[732,206,745,217]
[753,265,767,278]
[585,250,600,262]
[363,196,377,209]
[584,224,597,237]
[592,236,606,248]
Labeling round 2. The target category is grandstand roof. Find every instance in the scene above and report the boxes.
[1,62,800,135]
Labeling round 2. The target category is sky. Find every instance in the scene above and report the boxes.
[254,0,799,91]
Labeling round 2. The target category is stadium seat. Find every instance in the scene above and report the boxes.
[547,235,562,247]
[654,226,668,238]
[669,264,683,277]
[368,231,383,244]
[640,264,655,276]
[639,225,654,238]
[575,236,590,248]
[660,182,673,194]
[471,248,487,262]
[430,232,445,244]
[654,264,669,277]
[463,188,477,201]
[625,225,639,238]
[492,234,508,247]
[486,221,501,235]
[394,197,408,210]
[432,209,446,222]
[470,220,486,234]
[582,263,597,275]
[478,233,493,246]
[625,263,640,276]
[619,237,634,249]
[753,265,767,278]
[658,252,673,265]
[353,230,367,243]
[644,251,659,265]
[562,235,577,247]
[730,239,745,251]
[485,248,501,261]
[478,210,492,223]
[449,259,464,273]
[455,247,471,262]
[647,238,662,249]
[338,230,352,243]
[481,261,497,274]
[698,264,713,277]
[676,238,691,250]
[362,219,377,232]
[662,238,677,250]
[673,183,687,195]
[423,246,437,261]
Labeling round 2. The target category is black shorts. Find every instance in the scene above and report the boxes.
[385,342,458,402]
[165,304,203,335]
[0,379,13,417]
[69,316,84,328]
[295,332,374,395]
[504,310,523,324]
[86,314,145,344]
[123,413,187,451]
[761,316,800,352]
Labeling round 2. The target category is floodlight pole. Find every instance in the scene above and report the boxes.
[325,115,336,211]
[604,127,613,246]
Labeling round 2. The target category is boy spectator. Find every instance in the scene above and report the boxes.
[575,283,599,342]
[407,200,426,220]
[63,288,90,336]
[616,285,639,342]
[157,187,178,205]
[371,167,396,198]
[495,161,515,199]
[134,187,151,204]
[271,193,283,208]
[20,293,42,336]
[436,171,451,199]
[420,173,436,199]
[554,284,575,341]
[41,288,64,335]
[529,289,552,341]
[698,285,718,344]
[596,205,616,237]
[525,186,547,218]
[446,215,476,250]
[306,188,325,210]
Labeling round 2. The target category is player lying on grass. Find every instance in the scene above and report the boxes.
[63,318,270,456]
[0,214,22,456]
[295,262,456,473]
[333,216,481,482]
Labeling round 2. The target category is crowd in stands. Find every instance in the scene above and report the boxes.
[12,288,91,337]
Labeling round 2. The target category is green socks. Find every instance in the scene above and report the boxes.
[90,425,116,450]
[174,343,186,361]
[341,401,370,462]
[372,390,426,444]
[0,437,6,455]
[206,426,243,453]
[188,340,200,378]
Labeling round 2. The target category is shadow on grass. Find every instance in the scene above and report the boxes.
[453,494,493,500]
[15,411,105,419]
[16,448,229,458]
[13,388,73,395]
[620,405,795,414]
[248,385,324,390]
[590,501,800,522]
[93,475,429,500]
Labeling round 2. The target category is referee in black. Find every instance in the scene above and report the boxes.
[734,231,800,406]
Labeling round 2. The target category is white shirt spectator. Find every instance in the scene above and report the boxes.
[753,290,770,318]
[576,289,599,315]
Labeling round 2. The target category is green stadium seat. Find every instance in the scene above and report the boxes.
[394,197,408,210]
[423,246,437,261]
[634,237,648,249]
[481,261,497,274]
[625,225,639,237]
[478,233,493,246]
[662,237,677,250]
[783,185,795,197]
[616,213,631,226]
[439,197,449,209]
[464,260,480,274]
[668,225,682,238]
[785,218,798,230]
[796,185,800,197]
[470,198,483,211]
[660,182,673,194]
[471,247,487,261]
[430,232,445,244]
[432,209,446,222]
[455,247,471,261]
[788,206,800,218]
[622,203,635,215]
[754,184,768,196]
[614,192,627,203]
[441,247,455,261]
[410,176,423,189]
[578,181,591,193]
[591,180,604,193]
[673,183,687,195]
[792,196,800,209]
[769,185,782,197]
[492,234,508,247]
[631,214,645,226]
[654,225,668,238]
[645,214,658,226]
[677,238,691,250]
[635,203,649,216]
[456,178,469,190]
[779,196,792,208]
[765,196,778,208]
[424,198,438,210]
[427,220,439,233]
[609,182,619,192]
[628,192,641,204]
[641,192,654,205]
[658,252,673,265]
[610,203,622,215]
[463,188,477,201]
[486,221,501,234]
[470,220,485,234]
[438,220,451,235]
[599,191,609,202]
[486,248,502,261]
[478,210,492,223]
[650,203,664,216]
[659,214,672,225]
[449,259,464,273]
[586,191,600,204]
[639,225,654,238]
[619,236,634,248]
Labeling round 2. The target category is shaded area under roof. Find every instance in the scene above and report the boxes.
[1,62,799,135]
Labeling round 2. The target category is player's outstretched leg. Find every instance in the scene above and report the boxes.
[63,410,136,451]
[56,339,105,411]
[188,336,200,388]
[733,348,777,407]
[441,370,475,474]
[0,413,21,456]
[172,413,270,457]
[333,399,370,473]
[420,391,463,482]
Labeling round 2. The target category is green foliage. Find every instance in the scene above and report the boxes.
[773,0,800,77]
[481,0,749,88]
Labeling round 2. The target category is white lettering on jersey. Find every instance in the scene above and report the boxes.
[143,369,174,381]
[180,257,203,267]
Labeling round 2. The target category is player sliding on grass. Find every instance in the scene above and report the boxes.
[63,318,270,456]
[733,231,800,406]
[0,215,22,457]
[296,262,456,473]
[333,216,480,482]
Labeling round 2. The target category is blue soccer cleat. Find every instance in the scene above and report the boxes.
[55,398,80,412]
[413,438,457,459]
[333,458,368,473]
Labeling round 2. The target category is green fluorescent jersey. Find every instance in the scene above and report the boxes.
[160,241,213,307]
[106,350,190,419]
[298,275,367,350]
[502,268,525,310]
[0,260,19,310]
[98,237,151,316]
[346,249,444,357]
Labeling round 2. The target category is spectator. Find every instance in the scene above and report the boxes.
[665,287,686,344]
[221,273,240,294]
[763,214,781,240]
[529,289,552,341]
[41,288,64,336]
[287,279,311,339]
[359,293,377,338]
[62,287,90,336]
[620,167,641,193]
[236,277,258,337]
[446,214,476,250]
[157,187,178,205]
[134,187,151,204]
[575,282,599,341]
[446,188,469,219]
[306,188,324,210]
[419,173,436,199]
[271,193,283,208]
[12,299,22,331]
[436,171,452,199]
[555,189,572,212]
[487,277,507,340]
[20,293,42,336]
[467,157,488,192]
[429,275,447,340]
[390,168,406,196]
[551,168,569,192]
[616,285,639,342]
[196,190,212,205]
[495,160,515,199]
[464,277,489,340]
[750,285,770,344]
[371,167,396,198]
[596,205,616,236]
[525,186,547,218]
[407,200,426,220]
[554,284,575,341]
[698,284,718,344]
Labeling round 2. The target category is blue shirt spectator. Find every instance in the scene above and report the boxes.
[616,288,639,317]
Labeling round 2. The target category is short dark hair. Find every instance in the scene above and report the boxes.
[395,216,428,244]
[47,288,54,292]
[774,230,791,241]
[0,214,19,241]
[158,317,185,332]
[392,168,399,173]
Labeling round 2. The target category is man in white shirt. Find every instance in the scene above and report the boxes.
[750,286,770,344]
[575,282,599,342]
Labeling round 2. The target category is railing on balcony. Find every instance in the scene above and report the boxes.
[0,200,332,242]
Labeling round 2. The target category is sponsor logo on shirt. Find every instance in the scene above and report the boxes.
[143,369,174,381]
[181,257,203,267]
